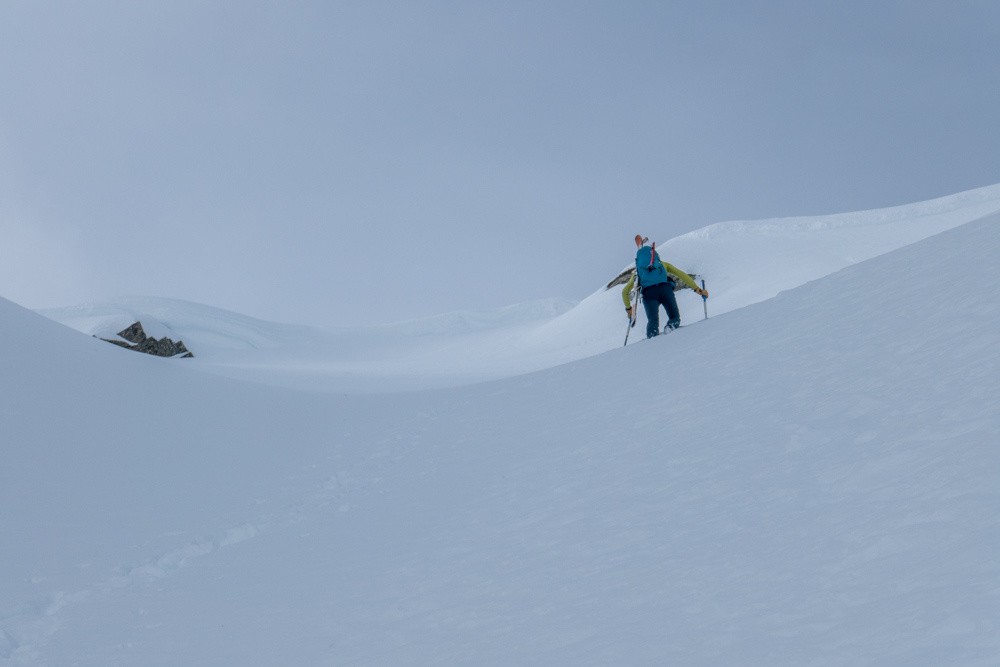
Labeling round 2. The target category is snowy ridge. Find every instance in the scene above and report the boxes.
[687,181,1000,238]
[646,181,1000,320]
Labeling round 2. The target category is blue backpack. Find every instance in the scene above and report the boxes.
[635,244,669,288]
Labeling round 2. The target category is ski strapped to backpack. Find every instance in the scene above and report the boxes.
[623,276,642,346]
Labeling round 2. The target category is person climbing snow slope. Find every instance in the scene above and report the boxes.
[623,234,708,338]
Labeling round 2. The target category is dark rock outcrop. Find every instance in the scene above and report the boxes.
[99,321,193,358]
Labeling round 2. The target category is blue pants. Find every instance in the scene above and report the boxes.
[642,282,680,338]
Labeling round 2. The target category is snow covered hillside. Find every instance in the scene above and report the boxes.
[3,197,999,664]
[40,182,1000,392]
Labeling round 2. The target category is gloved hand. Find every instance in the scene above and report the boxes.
[696,288,709,298]
[626,307,635,324]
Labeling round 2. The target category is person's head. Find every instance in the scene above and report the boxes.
[634,234,646,248]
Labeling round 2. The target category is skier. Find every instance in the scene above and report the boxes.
[623,234,708,338]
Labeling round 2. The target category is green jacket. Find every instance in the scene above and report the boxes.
[621,262,700,309]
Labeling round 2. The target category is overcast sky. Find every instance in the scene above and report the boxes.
[2,1,998,326]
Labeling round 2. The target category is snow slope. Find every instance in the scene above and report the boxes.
[40,182,1000,392]
[3,208,999,664]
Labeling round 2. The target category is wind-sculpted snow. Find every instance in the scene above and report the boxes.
[648,181,1000,319]
[374,297,578,335]
[3,201,999,664]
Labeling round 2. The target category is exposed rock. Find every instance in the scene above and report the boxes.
[117,321,148,345]
[99,321,193,358]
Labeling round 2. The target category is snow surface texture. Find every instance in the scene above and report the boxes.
[3,186,999,665]
[41,182,1000,392]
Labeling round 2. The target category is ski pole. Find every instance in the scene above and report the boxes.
[701,279,708,320]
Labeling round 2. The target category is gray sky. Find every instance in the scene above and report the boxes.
[2,1,998,326]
